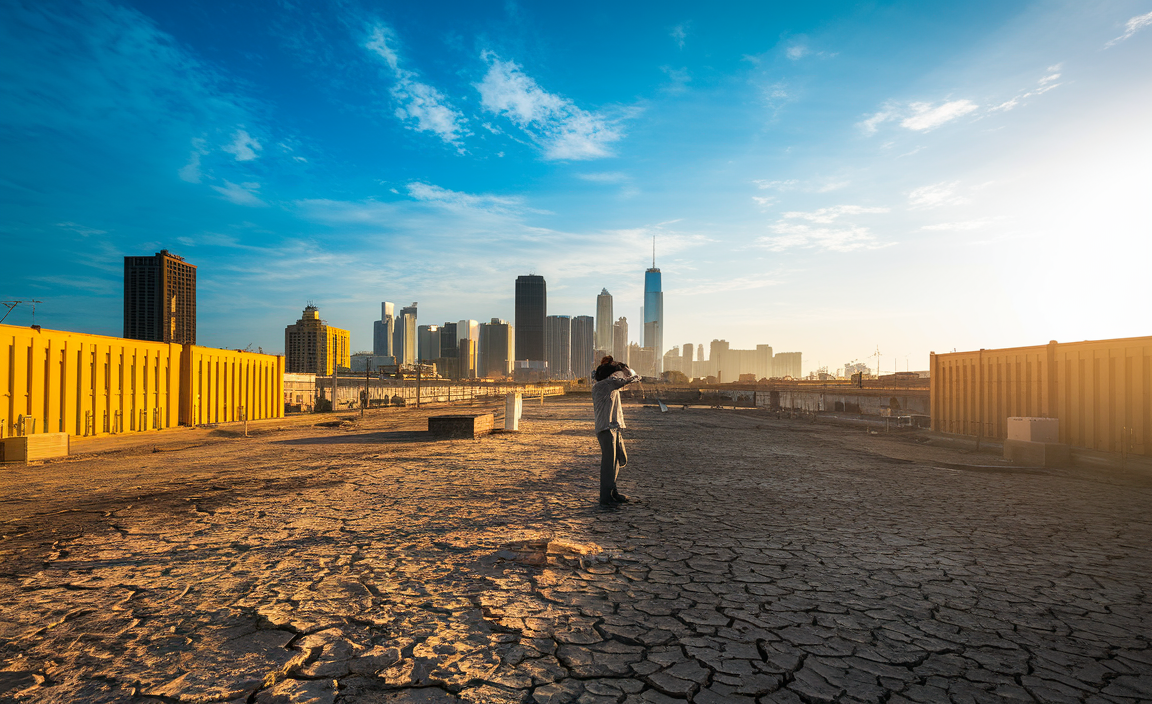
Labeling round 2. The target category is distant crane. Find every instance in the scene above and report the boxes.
[0,300,42,325]
[872,345,881,379]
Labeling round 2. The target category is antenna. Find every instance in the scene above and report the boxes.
[652,234,656,268]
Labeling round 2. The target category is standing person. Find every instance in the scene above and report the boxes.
[592,356,641,506]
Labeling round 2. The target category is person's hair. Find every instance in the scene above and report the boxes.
[594,359,628,381]
[600,355,613,366]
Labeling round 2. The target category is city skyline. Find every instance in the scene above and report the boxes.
[2,2,1149,376]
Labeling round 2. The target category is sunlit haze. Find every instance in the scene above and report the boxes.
[2,1,1150,374]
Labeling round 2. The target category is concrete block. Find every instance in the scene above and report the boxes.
[1003,439,1070,467]
[1,433,70,463]
[504,393,522,431]
[428,414,494,439]
[1007,417,1059,443]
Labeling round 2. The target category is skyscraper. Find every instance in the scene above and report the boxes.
[373,302,395,357]
[417,324,440,361]
[612,317,629,364]
[644,254,663,374]
[457,319,479,378]
[595,288,613,354]
[123,250,196,344]
[393,302,417,364]
[285,305,350,375]
[544,315,572,379]
[478,318,515,378]
[514,275,546,363]
[571,315,594,380]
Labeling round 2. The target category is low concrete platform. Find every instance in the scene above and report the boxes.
[428,413,494,439]
[1004,437,1072,467]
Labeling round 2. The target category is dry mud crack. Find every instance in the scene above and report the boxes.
[1,399,1149,703]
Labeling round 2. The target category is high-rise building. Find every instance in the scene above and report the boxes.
[683,344,694,364]
[544,315,572,379]
[515,275,546,363]
[710,339,730,381]
[571,315,594,380]
[478,318,515,378]
[773,352,802,379]
[756,344,774,380]
[612,317,629,364]
[393,302,417,364]
[418,325,441,362]
[285,305,351,375]
[457,319,479,378]
[595,288,613,354]
[644,262,663,374]
[123,250,197,344]
[373,302,395,357]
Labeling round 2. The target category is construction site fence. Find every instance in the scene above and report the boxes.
[931,336,1152,456]
[321,378,565,411]
[1,323,283,440]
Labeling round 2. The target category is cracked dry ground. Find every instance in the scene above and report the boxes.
[2,400,1151,704]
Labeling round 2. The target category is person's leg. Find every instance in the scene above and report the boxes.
[612,431,629,502]
[597,429,617,503]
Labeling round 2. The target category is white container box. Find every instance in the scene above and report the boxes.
[1006,417,1059,443]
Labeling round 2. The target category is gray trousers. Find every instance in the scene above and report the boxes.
[596,428,627,500]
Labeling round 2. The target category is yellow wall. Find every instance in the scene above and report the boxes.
[326,326,350,374]
[182,345,284,426]
[931,336,1152,456]
[1,324,282,439]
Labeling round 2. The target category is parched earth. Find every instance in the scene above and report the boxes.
[1,398,1150,703]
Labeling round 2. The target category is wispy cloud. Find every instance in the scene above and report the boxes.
[907,182,967,210]
[56,222,107,237]
[670,23,688,49]
[475,51,625,160]
[782,205,889,224]
[786,44,809,60]
[222,129,262,161]
[920,218,996,231]
[577,172,629,184]
[756,222,887,252]
[365,25,468,146]
[406,182,538,214]
[990,67,1064,112]
[860,99,979,134]
[1106,10,1152,47]
[211,181,266,207]
[900,100,979,131]
[753,179,798,190]
[660,66,691,94]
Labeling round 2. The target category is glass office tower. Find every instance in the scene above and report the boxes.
[643,267,663,374]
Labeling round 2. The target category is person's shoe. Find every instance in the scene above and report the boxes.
[599,496,619,507]
[612,492,629,503]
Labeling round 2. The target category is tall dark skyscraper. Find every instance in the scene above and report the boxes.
[123,250,197,344]
[514,275,546,362]
[571,315,595,380]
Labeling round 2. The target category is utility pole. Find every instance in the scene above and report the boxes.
[362,356,370,418]
[415,359,421,409]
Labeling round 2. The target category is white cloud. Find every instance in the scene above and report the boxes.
[816,180,850,193]
[660,66,691,94]
[223,129,262,161]
[1106,10,1152,47]
[858,108,896,135]
[475,52,624,160]
[577,172,629,184]
[56,222,107,237]
[670,24,687,49]
[900,100,979,131]
[907,182,967,210]
[753,179,798,190]
[752,196,776,207]
[757,222,887,252]
[365,26,469,146]
[920,219,994,231]
[786,45,808,60]
[211,180,266,207]
[179,151,202,182]
[406,182,541,214]
[782,205,889,224]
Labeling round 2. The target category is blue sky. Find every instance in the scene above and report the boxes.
[2,0,1150,373]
